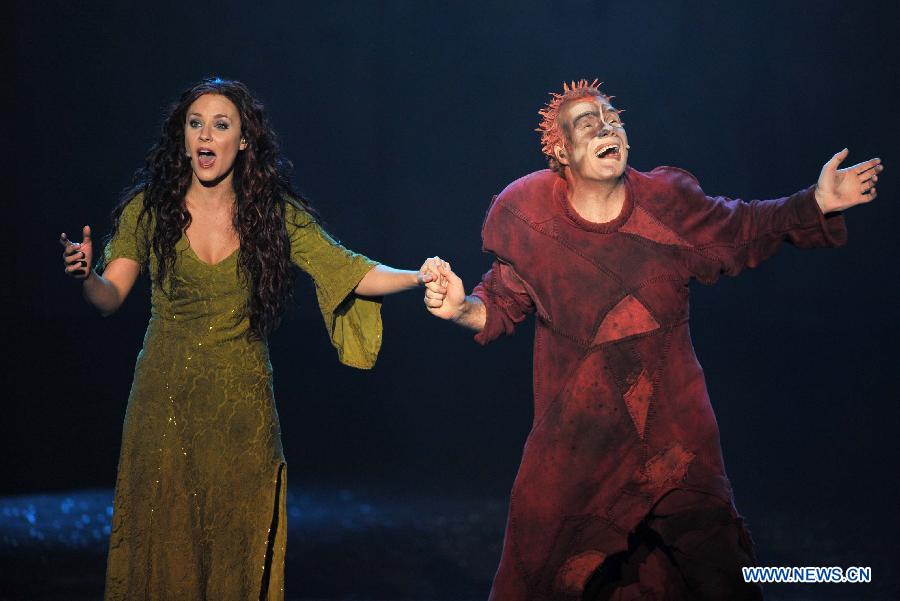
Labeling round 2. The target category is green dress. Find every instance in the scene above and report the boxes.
[102,194,381,600]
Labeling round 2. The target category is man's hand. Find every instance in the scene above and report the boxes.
[424,265,466,321]
[815,149,883,213]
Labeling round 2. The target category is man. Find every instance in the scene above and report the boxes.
[425,80,882,600]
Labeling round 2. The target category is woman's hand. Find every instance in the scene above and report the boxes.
[60,226,94,280]
[59,225,140,316]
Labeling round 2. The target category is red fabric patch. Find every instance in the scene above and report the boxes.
[621,205,692,246]
[556,550,608,594]
[644,444,695,489]
[623,369,653,438]
[593,295,660,345]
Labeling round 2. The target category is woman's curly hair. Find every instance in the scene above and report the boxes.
[106,77,317,340]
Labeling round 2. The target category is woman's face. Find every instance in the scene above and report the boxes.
[183,93,247,186]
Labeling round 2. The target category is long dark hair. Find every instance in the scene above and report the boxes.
[106,77,317,340]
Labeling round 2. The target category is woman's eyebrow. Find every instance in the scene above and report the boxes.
[187,113,232,119]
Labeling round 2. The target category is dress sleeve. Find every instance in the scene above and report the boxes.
[661,168,848,281]
[103,193,150,271]
[471,260,536,346]
[285,203,382,369]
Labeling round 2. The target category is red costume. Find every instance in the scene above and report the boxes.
[471,166,846,600]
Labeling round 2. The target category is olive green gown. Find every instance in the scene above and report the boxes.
[102,195,382,600]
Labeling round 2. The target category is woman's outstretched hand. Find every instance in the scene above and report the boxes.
[815,149,883,213]
[60,226,94,280]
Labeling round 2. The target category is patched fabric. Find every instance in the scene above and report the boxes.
[623,369,653,438]
[620,204,692,247]
[471,167,847,600]
[593,295,660,345]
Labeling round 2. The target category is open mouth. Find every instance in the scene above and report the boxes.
[595,144,621,160]
[197,148,216,169]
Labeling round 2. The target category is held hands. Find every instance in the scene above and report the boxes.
[423,263,466,321]
[60,226,94,280]
[815,149,883,213]
[417,256,450,287]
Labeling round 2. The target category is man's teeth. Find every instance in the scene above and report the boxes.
[596,144,619,158]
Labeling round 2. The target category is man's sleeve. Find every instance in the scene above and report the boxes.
[471,260,536,346]
[660,168,848,281]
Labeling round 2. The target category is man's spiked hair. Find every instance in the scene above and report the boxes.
[537,79,615,173]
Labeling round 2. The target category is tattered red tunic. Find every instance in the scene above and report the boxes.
[472,167,846,600]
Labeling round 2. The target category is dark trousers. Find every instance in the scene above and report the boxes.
[582,490,764,601]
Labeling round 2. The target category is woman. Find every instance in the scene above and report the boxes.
[59,77,445,600]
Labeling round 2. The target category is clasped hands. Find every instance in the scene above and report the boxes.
[420,258,465,321]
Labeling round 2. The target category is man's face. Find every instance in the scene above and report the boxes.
[554,96,628,183]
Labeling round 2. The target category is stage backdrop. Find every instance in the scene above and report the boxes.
[10,0,899,558]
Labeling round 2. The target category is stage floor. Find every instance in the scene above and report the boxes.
[0,487,892,600]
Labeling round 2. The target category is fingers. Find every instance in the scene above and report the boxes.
[863,182,877,198]
[424,296,445,309]
[432,257,450,278]
[64,262,88,274]
[424,281,448,306]
[424,287,446,302]
[64,249,88,267]
[420,256,451,287]
[63,258,89,278]
[437,264,453,279]
[61,228,91,279]
[855,161,884,181]
[423,281,447,309]
[423,257,450,309]
[439,265,463,287]
[60,225,92,250]
[423,256,447,269]
[858,163,879,196]
[825,148,849,173]
[424,279,447,293]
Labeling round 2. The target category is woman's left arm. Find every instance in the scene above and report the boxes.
[354,259,447,297]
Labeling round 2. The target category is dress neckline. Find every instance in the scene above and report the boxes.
[178,234,239,267]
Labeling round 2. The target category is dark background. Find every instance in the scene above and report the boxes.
[9,0,900,594]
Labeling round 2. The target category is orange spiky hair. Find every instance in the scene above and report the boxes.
[537,79,613,173]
